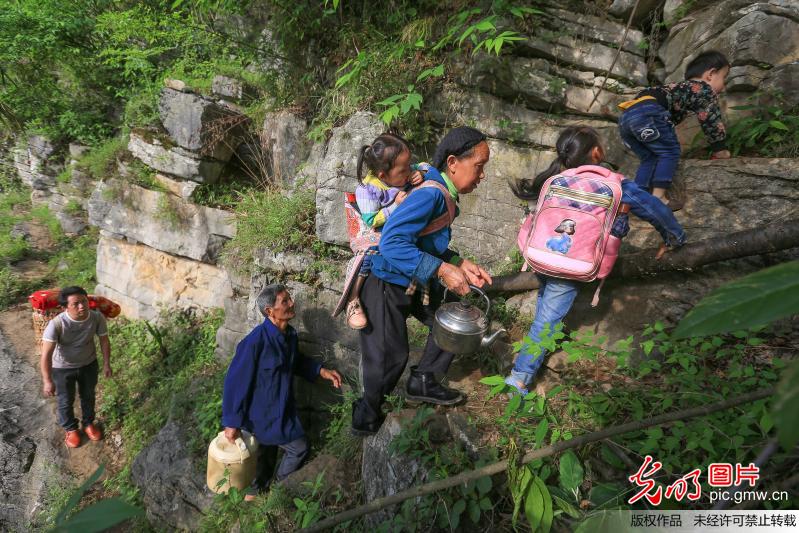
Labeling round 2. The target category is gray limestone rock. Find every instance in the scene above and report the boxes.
[518,33,648,86]
[361,411,434,527]
[262,110,311,188]
[427,86,636,173]
[760,62,799,108]
[88,179,235,263]
[608,0,664,27]
[127,131,226,183]
[660,1,799,84]
[154,173,200,199]
[211,75,255,103]
[12,136,61,191]
[313,112,385,246]
[94,236,233,321]
[543,7,647,55]
[624,158,799,250]
[158,88,246,161]
[131,421,214,531]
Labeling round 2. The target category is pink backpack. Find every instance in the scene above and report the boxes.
[516,165,625,306]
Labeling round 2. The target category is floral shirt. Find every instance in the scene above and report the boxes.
[639,80,727,151]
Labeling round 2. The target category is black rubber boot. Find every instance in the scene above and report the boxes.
[405,366,462,405]
[350,399,384,437]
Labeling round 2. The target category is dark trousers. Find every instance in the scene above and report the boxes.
[52,359,98,431]
[251,437,309,492]
[353,275,455,426]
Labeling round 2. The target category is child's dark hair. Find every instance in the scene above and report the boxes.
[59,286,88,307]
[685,50,730,79]
[432,126,487,171]
[356,133,410,183]
[509,126,602,200]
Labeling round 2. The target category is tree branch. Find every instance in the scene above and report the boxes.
[300,387,774,532]
[487,220,799,294]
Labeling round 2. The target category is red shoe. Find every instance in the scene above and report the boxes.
[65,430,81,448]
[84,423,103,442]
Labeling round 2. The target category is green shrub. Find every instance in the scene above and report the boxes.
[726,101,799,158]
[99,309,225,463]
[223,187,317,272]
[75,136,127,180]
[50,230,97,289]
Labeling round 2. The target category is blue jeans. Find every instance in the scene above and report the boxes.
[510,275,580,385]
[619,102,681,190]
[621,179,687,247]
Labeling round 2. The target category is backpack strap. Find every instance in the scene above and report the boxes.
[413,180,457,237]
[52,314,64,343]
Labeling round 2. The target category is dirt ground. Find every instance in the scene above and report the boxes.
[0,305,123,527]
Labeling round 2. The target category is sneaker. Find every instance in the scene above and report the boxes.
[84,423,103,441]
[65,429,81,448]
[504,376,529,396]
[346,299,368,330]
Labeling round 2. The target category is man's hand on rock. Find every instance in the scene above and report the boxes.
[320,368,342,389]
[711,150,731,160]
[224,427,241,444]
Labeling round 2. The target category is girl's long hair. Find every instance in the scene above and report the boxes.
[356,133,409,183]
[509,126,602,200]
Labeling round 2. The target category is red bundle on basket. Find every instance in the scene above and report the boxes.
[28,289,61,312]
[88,295,121,318]
[28,289,121,318]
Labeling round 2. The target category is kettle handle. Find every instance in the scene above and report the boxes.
[443,284,491,317]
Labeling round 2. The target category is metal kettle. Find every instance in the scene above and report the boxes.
[432,285,507,354]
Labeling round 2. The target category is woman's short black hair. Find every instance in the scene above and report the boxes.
[59,286,88,307]
[432,126,487,171]
[685,50,730,79]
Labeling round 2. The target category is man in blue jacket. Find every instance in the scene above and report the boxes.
[221,284,341,499]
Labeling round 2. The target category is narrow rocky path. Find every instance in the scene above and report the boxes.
[0,305,107,530]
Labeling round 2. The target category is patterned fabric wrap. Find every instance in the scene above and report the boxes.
[544,176,614,214]
[333,177,456,317]
[344,192,382,254]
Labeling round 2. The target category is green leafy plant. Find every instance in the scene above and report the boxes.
[223,187,317,272]
[674,261,799,339]
[49,465,141,533]
[726,101,799,157]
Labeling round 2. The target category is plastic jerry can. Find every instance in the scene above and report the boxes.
[206,430,259,494]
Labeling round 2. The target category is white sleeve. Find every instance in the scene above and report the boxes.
[42,318,59,343]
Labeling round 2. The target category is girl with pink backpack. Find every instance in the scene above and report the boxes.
[505,126,686,395]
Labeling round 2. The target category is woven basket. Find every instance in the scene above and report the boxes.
[32,309,61,347]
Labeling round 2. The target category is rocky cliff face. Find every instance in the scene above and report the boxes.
[8,1,799,528]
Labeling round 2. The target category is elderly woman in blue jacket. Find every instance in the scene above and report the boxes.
[222,284,342,500]
[351,127,493,436]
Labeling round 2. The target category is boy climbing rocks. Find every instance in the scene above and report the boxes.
[618,50,731,210]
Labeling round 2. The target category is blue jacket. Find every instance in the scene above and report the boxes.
[221,320,321,445]
[371,168,459,288]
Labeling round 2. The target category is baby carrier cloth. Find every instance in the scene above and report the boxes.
[333,165,456,317]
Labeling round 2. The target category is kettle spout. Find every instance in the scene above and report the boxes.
[480,328,508,349]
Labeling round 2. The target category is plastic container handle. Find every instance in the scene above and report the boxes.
[442,284,491,318]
